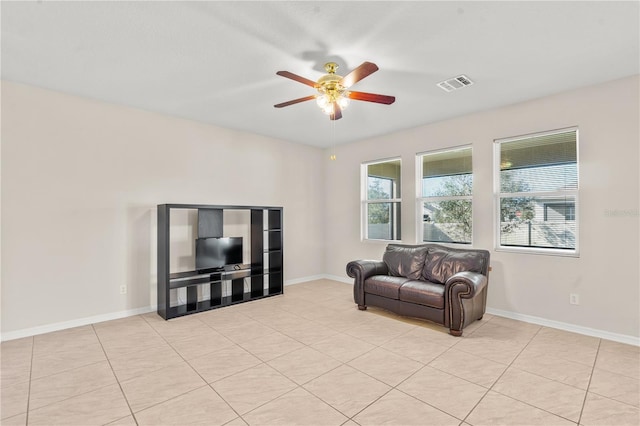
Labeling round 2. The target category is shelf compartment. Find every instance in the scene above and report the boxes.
[169,267,275,289]
[169,269,280,287]
[268,209,282,230]
[167,290,278,318]
[268,230,282,251]
[269,271,283,294]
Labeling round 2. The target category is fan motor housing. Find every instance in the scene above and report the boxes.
[317,63,346,99]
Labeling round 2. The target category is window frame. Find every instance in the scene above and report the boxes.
[416,145,474,245]
[361,157,402,242]
[493,127,579,257]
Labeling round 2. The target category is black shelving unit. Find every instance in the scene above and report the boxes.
[157,204,283,320]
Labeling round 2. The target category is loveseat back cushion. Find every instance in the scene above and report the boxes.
[383,245,429,280]
[422,247,486,284]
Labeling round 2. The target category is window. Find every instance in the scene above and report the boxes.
[495,128,578,254]
[544,203,575,221]
[417,146,473,244]
[363,159,401,240]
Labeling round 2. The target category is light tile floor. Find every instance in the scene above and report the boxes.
[1,279,639,425]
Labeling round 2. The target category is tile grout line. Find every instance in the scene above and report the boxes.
[211,363,293,424]
[137,313,248,423]
[151,297,449,424]
[577,337,602,425]
[142,309,302,422]
[461,324,595,425]
[347,319,512,424]
[25,334,125,422]
[238,382,335,424]
[449,323,601,395]
[240,294,417,423]
[492,326,606,394]
[27,358,109,383]
[25,336,35,426]
[104,314,215,419]
[458,322,545,425]
[142,309,351,424]
[344,344,463,424]
[250,293,476,424]
[225,307,364,424]
[17,302,409,425]
[91,323,139,426]
[15,283,634,425]
[387,341,481,424]
[245,304,376,423]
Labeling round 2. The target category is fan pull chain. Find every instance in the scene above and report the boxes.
[330,119,337,161]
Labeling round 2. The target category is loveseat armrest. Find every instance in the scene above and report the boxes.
[346,260,389,280]
[445,271,487,298]
[346,260,389,307]
[445,271,488,336]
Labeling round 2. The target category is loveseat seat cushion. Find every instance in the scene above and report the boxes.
[364,276,409,300]
[399,280,445,309]
[422,247,486,284]
[383,245,429,280]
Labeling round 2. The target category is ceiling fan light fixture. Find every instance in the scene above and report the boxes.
[316,94,328,108]
[337,93,350,109]
[322,103,335,115]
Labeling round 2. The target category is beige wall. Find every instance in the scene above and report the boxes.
[1,81,326,335]
[324,75,640,339]
[2,76,639,340]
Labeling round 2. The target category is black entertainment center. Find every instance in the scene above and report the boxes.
[157,204,283,320]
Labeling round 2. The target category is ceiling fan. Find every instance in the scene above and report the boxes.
[274,61,395,120]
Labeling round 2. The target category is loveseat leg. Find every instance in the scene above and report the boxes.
[357,304,367,311]
[478,316,483,320]
[449,329,463,337]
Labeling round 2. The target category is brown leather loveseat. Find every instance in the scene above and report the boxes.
[346,244,490,336]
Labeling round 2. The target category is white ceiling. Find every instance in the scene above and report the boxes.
[2,1,638,148]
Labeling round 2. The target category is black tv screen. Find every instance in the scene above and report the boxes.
[195,237,243,271]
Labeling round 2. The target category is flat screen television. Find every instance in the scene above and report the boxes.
[195,237,243,271]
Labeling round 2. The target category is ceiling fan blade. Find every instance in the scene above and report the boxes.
[330,103,342,120]
[276,71,317,88]
[274,95,316,108]
[348,91,396,105]
[340,62,379,88]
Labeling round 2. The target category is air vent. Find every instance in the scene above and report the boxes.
[437,75,474,92]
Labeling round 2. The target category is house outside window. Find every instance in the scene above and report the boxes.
[495,127,578,255]
[362,158,401,240]
[544,202,575,221]
[417,146,473,244]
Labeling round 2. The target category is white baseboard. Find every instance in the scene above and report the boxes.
[300,277,639,346]
[322,274,353,284]
[0,306,156,342]
[486,307,640,347]
[288,276,640,346]
[284,274,327,286]
[2,276,340,342]
[4,279,636,347]
[285,274,352,286]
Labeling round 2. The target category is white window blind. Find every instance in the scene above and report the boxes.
[496,128,578,254]
[418,147,473,244]
[363,159,401,241]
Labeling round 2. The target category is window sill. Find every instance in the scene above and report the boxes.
[495,245,579,258]
[362,238,404,244]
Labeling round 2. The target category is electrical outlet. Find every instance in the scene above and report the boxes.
[569,293,579,305]
[120,285,127,295]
